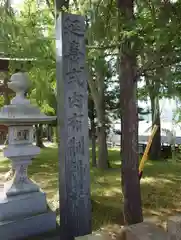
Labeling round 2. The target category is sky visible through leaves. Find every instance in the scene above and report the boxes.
[10,0,178,125]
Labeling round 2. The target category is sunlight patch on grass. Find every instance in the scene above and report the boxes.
[104,187,121,197]
[108,148,120,152]
[144,161,154,166]
[0,146,181,230]
[141,177,173,185]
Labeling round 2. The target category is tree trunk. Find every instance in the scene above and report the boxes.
[88,101,109,169]
[53,126,59,143]
[97,94,109,169]
[47,124,53,142]
[91,118,97,167]
[4,76,10,105]
[3,74,13,181]
[97,125,108,169]
[118,0,143,225]
[88,97,109,169]
[36,124,45,148]
[88,95,97,167]
[88,60,109,169]
[149,95,161,160]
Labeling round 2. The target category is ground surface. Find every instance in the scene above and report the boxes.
[0,144,181,238]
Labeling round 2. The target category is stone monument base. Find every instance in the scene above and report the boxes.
[75,216,181,240]
[0,210,56,240]
[0,190,56,239]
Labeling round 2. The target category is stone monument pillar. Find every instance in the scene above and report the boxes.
[56,12,92,240]
[0,72,56,239]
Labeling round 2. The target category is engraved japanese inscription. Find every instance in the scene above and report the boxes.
[68,92,84,109]
[68,113,83,132]
[63,16,86,90]
[62,14,89,204]
[57,12,91,237]
[67,136,84,157]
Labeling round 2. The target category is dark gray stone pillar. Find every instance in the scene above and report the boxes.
[56,12,92,240]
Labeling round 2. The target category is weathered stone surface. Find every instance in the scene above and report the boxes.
[56,12,91,239]
[0,71,56,239]
[167,216,181,240]
[0,191,47,221]
[22,216,181,240]
[124,222,168,240]
[75,223,169,240]
[75,233,105,240]
[0,210,56,240]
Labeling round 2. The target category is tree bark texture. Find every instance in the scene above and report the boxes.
[146,75,161,161]
[118,0,143,225]
[89,98,97,167]
[97,125,108,169]
[47,124,53,142]
[36,124,45,148]
[91,118,97,167]
[4,76,10,105]
[88,68,109,169]
[97,92,109,169]
[149,95,161,160]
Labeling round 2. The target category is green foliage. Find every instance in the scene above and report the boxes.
[0,0,56,115]
[1,0,181,124]
[1,146,181,231]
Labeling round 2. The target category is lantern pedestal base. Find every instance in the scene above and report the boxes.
[0,190,56,239]
[0,190,48,221]
[0,210,56,240]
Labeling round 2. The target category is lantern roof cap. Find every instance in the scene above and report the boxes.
[0,72,56,125]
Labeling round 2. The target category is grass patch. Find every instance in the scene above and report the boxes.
[0,146,181,230]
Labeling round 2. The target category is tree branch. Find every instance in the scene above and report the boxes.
[45,0,55,18]
[134,49,181,81]
[87,44,118,50]
[55,0,69,11]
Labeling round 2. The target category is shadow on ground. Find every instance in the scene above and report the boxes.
[1,146,181,231]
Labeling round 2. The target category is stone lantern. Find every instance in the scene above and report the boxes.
[0,72,56,239]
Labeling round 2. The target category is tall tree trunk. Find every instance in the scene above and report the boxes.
[88,70,109,169]
[53,126,58,143]
[89,104,97,167]
[91,118,97,167]
[97,125,108,169]
[118,0,143,225]
[149,95,161,160]
[36,124,45,148]
[97,91,109,169]
[5,0,11,10]
[4,76,10,105]
[47,124,53,142]
[3,74,13,181]
[88,96,97,167]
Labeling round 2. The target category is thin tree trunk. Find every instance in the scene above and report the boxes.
[91,118,97,167]
[4,76,10,105]
[118,0,143,225]
[47,124,53,142]
[149,94,161,160]
[36,124,45,148]
[97,94,109,169]
[88,96,97,167]
[3,74,13,181]
[88,60,109,169]
[89,86,109,169]
[97,125,108,169]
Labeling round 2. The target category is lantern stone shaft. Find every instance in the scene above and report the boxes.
[0,72,56,240]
